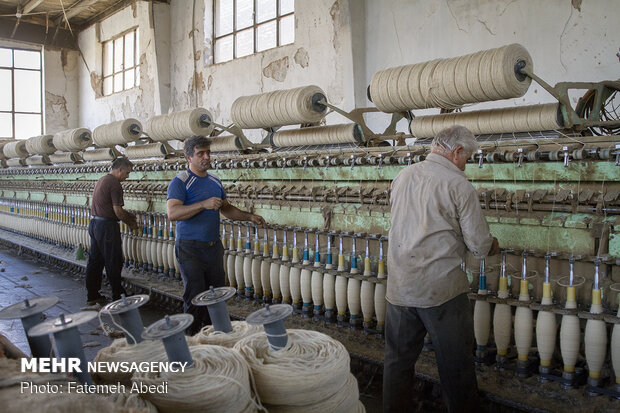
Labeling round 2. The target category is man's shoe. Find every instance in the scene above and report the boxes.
[86,296,108,306]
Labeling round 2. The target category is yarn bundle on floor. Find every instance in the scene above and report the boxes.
[93,338,166,385]
[234,329,365,413]
[190,320,263,348]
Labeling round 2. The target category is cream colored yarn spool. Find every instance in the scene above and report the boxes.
[410,103,561,137]
[145,108,214,142]
[190,320,262,348]
[271,124,364,148]
[93,119,143,147]
[6,158,25,167]
[3,140,29,158]
[124,143,168,159]
[370,44,533,112]
[231,85,327,129]
[25,135,55,155]
[0,140,16,160]
[49,152,81,164]
[93,338,166,385]
[53,128,92,152]
[25,155,50,165]
[233,329,352,408]
[133,344,260,413]
[83,148,118,162]
[209,135,244,152]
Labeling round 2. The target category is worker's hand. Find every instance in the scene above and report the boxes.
[126,213,138,230]
[488,237,500,256]
[202,197,223,210]
[250,214,267,228]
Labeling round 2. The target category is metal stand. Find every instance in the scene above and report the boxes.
[101,294,149,345]
[28,311,98,385]
[246,304,293,351]
[142,314,194,366]
[192,286,236,333]
[0,296,59,357]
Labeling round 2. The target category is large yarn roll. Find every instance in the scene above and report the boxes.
[3,140,29,158]
[234,329,356,410]
[6,158,25,167]
[53,128,92,152]
[93,338,166,385]
[0,140,16,160]
[93,119,143,147]
[124,143,168,159]
[231,85,327,129]
[49,152,81,164]
[145,108,214,142]
[271,124,363,148]
[190,321,263,347]
[83,148,118,162]
[410,103,561,137]
[369,43,533,112]
[133,344,260,413]
[208,135,244,152]
[25,135,55,155]
[25,155,50,165]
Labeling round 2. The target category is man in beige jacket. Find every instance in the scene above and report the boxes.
[384,125,499,412]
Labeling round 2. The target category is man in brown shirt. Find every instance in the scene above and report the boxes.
[86,157,137,305]
[383,125,499,413]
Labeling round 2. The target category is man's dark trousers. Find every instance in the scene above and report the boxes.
[85,218,126,301]
[175,239,226,335]
[383,293,479,413]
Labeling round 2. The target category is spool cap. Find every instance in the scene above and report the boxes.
[0,296,59,319]
[101,294,149,315]
[28,311,98,336]
[142,314,194,340]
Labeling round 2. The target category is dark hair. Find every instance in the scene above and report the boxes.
[111,157,133,170]
[184,135,211,157]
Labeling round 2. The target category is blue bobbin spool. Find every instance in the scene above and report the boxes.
[101,294,150,345]
[0,296,59,357]
[192,286,236,333]
[28,311,98,385]
[142,314,194,367]
[246,304,293,351]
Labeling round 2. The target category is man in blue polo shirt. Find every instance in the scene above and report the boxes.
[167,135,266,334]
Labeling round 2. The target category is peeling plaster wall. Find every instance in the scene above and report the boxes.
[44,49,79,134]
[364,0,620,130]
[77,1,167,130]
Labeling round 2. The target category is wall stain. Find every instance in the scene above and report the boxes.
[571,0,582,12]
[263,56,290,82]
[294,47,309,68]
[207,75,213,90]
[45,92,69,134]
[90,72,103,98]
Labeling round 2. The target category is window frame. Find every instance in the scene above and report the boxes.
[101,27,140,97]
[0,46,43,140]
[213,0,295,64]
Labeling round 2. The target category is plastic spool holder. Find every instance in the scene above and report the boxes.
[246,304,293,351]
[191,286,236,333]
[28,311,98,385]
[142,314,194,367]
[101,294,150,345]
[0,296,59,357]
[129,124,141,136]
[199,114,212,128]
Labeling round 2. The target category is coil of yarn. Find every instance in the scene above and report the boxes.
[145,108,214,142]
[49,152,81,164]
[53,128,92,152]
[208,135,244,152]
[25,155,50,166]
[83,148,118,162]
[271,124,363,147]
[3,140,29,159]
[0,140,16,160]
[25,135,55,155]
[6,158,25,167]
[410,103,561,137]
[132,344,261,413]
[369,43,533,112]
[190,320,263,348]
[231,85,327,129]
[124,143,168,159]
[93,119,143,147]
[93,338,166,385]
[234,329,359,411]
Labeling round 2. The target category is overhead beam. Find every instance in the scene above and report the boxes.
[23,0,45,15]
[0,17,78,50]
[60,0,101,24]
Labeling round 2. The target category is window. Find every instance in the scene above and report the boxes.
[102,28,140,96]
[0,47,43,140]
[214,0,295,64]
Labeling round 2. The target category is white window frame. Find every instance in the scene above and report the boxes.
[102,28,140,96]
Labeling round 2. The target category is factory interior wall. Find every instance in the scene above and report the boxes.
[70,0,617,141]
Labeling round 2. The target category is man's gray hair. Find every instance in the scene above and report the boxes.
[430,125,478,155]
[111,157,133,170]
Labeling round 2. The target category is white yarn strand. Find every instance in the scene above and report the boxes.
[93,338,167,385]
[189,320,263,348]
[93,119,142,147]
[82,148,118,162]
[208,135,244,152]
[124,143,168,159]
[272,124,362,148]
[145,108,214,142]
[53,128,93,152]
[49,152,81,164]
[25,135,55,155]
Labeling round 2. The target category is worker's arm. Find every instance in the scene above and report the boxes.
[167,197,222,221]
[458,185,499,257]
[113,205,138,230]
[220,199,267,228]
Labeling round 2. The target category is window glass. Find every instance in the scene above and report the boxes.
[257,21,277,52]
[113,73,123,93]
[236,28,254,58]
[0,69,12,111]
[280,14,295,45]
[280,0,294,15]
[14,70,41,112]
[102,28,139,96]
[124,68,135,89]
[113,37,124,72]
[257,0,276,23]
[0,113,12,138]
[0,48,12,67]
[103,41,113,77]
[215,0,233,36]
[236,0,254,30]
[124,31,135,68]
[13,50,40,70]
[14,113,41,140]
[215,35,234,63]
